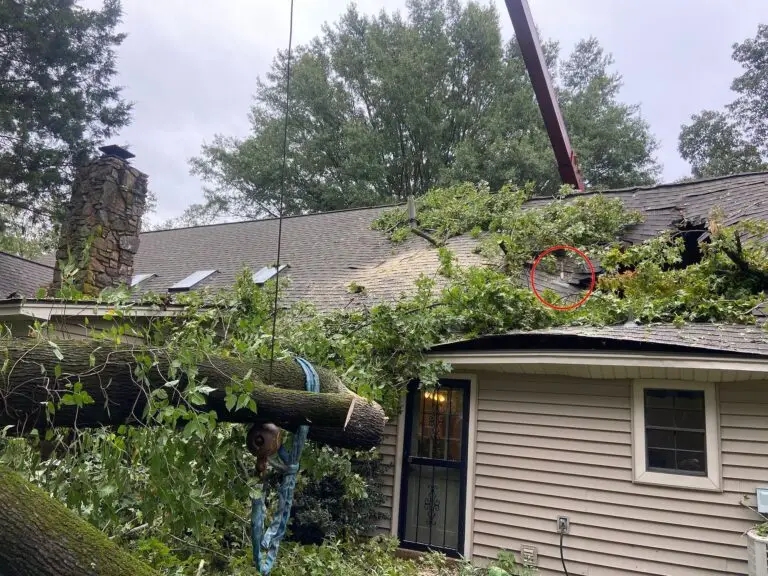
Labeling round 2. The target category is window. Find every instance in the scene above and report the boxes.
[252,265,288,285]
[632,381,720,491]
[131,273,155,287]
[645,389,706,474]
[168,270,217,292]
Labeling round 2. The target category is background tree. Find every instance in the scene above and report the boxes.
[730,24,768,155]
[679,111,765,179]
[0,0,132,238]
[678,24,768,178]
[190,0,659,221]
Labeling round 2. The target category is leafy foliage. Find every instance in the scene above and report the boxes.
[678,24,768,177]
[678,111,765,179]
[2,181,768,573]
[188,0,659,222]
[0,0,131,245]
[374,182,643,270]
[730,24,768,155]
[274,445,388,545]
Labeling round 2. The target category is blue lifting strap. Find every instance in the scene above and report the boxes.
[251,357,319,574]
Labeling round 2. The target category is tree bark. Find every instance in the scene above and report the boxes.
[0,466,160,576]
[0,340,386,449]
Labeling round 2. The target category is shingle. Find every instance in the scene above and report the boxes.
[0,251,53,298]
[520,323,768,357]
[18,171,768,316]
[526,171,768,244]
[433,323,768,357]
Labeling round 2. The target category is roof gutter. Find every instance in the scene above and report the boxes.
[0,300,185,321]
[429,349,768,375]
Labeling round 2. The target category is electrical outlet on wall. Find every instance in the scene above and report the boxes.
[557,515,570,534]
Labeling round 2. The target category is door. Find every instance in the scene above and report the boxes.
[398,379,470,556]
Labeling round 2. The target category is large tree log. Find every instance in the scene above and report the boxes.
[0,466,161,576]
[0,340,386,449]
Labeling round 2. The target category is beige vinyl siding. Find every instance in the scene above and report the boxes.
[375,421,398,534]
[472,372,765,576]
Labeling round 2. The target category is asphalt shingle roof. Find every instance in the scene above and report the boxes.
[431,323,768,358]
[10,171,768,328]
[526,171,768,244]
[0,251,53,299]
[31,206,486,310]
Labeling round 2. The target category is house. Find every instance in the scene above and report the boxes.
[2,148,768,575]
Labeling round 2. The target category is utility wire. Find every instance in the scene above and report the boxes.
[560,531,569,576]
[267,0,295,386]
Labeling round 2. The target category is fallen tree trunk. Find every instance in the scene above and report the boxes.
[0,340,386,449]
[0,466,161,576]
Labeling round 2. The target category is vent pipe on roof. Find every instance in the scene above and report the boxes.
[407,195,417,228]
[405,195,441,247]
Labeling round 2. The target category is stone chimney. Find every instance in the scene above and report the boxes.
[53,145,148,296]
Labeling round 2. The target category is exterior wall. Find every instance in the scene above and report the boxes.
[376,421,399,534]
[471,371,765,575]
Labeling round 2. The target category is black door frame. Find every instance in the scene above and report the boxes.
[397,378,471,557]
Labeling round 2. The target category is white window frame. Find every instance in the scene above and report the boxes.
[631,379,721,491]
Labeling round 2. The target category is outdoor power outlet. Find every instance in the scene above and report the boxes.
[557,515,570,534]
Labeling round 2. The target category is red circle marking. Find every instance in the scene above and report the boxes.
[531,245,595,311]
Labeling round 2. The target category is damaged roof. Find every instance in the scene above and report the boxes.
[526,171,768,244]
[522,171,768,301]
[7,171,768,316]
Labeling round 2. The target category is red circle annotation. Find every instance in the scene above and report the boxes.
[530,245,595,311]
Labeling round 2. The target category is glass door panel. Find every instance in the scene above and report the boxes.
[399,379,469,556]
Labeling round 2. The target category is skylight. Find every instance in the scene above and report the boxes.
[131,273,155,287]
[169,269,217,292]
[252,264,288,285]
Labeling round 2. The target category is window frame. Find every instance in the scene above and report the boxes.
[631,380,721,491]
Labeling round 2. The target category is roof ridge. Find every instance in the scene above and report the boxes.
[528,171,768,201]
[141,202,404,235]
[0,250,54,270]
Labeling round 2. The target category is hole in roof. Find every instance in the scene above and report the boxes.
[169,270,217,292]
[252,265,288,285]
[672,220,708,269]
[131,273,156,287]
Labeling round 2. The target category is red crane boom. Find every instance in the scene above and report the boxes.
[504,0,585,191]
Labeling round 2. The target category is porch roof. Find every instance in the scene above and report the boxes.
[430,323,768,359]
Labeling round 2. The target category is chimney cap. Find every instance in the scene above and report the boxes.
[99,144,135,161]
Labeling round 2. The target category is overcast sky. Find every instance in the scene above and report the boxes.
[87,0,768,222]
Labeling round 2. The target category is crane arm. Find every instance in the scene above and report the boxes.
[504,0,585,191]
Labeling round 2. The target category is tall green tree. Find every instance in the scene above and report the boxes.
[678,111,765,179]
[730,24,768,155]
[190,0,660,221]
[0,0,131,231]
[678,24,768,178]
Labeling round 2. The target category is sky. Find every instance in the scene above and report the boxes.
[84,0,768,222]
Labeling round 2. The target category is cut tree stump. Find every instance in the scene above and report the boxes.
[0,339,387,449]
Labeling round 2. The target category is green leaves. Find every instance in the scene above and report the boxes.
[59,382,94,408]
[189,1,659,223]
[679,24,768,177]
[0,0,131,232]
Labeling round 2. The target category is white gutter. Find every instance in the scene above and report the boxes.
[0,300,184,321]
[429,350,768,374]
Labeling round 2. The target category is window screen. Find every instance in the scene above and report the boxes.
[644,389,706,475]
